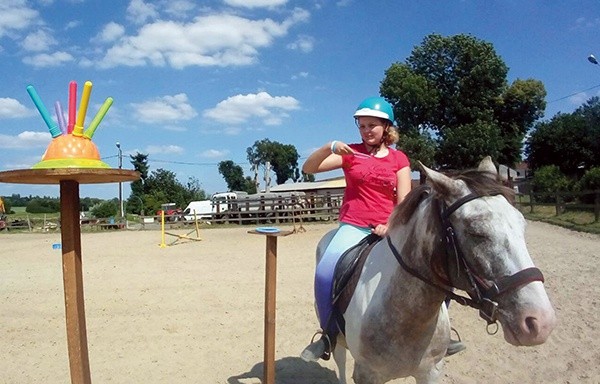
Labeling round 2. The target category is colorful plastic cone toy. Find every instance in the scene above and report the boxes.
[26,81,113,169]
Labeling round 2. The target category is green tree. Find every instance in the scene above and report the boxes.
[531,165,571,203]
[26,197,60,213]
[525,112,593,178]
[218,160,257,193]
[80,197,103,212]
[91,199,119,218]
[144,168,206,213]
[496,79,546,164]
[381,33,545,170]
[301,172,315,182]
[246,139,300,185]
[575,167,600,204]
[127,153,150,214]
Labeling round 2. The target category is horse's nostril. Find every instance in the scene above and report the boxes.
[525,316,538,335]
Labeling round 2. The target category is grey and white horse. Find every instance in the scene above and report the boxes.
[315,157,556,384]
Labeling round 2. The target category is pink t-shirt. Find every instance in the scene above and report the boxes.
[339,143,410,228]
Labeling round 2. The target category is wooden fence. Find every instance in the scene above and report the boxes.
[516,189,600,222]
[173,192,344,226]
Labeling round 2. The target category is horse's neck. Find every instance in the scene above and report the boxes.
[369,203,447,319]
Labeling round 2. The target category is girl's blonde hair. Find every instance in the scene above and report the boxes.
[383,120,399,146]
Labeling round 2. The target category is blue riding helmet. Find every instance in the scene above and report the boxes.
[353,97,394,123]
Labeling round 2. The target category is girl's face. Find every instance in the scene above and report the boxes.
[356,116,386,146]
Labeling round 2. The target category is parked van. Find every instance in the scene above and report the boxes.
[183,200,213,220]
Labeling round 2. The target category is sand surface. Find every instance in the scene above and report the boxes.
[1,221,598,383]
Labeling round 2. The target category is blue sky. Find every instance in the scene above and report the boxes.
[1,0,600,200]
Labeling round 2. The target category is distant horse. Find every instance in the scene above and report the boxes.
[315,157,556,384]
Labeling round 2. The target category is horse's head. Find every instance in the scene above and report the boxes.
[419,157,556,347]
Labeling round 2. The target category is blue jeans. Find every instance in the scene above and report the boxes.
[314,223,371,334]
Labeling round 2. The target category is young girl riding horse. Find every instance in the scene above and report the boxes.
[300,97,463,361]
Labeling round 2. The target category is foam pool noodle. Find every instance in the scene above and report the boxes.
[84,97,113,139]
[26,85,61,138]
[73,81,92,137]
[55,101,67,134]
[67,81,77,134]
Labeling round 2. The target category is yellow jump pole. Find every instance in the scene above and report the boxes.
[194,211,200,238]
[159,211,166,248]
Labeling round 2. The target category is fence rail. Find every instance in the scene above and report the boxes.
[0,193,345,232]
[516,189,600,222]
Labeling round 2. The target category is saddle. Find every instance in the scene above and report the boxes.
[330,233,382,335]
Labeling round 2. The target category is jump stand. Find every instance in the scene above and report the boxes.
[159,211,202,247]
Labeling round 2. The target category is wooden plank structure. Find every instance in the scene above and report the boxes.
[0,168,140,384]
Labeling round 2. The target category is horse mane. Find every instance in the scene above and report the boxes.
[390,168,515,227]
[390,185,431,226]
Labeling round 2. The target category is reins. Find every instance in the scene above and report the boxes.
[387,192,545,326]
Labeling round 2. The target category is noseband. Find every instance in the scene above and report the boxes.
[387,192,545,325]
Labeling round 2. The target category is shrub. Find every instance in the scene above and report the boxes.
[531,165,572,203]
[90,200,119,219]
[575,167,600,204]
[26,198,60,213]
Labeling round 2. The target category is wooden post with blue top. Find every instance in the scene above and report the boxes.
[248,227,293,384]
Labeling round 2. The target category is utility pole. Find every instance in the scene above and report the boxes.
[264,161,271,192]
[116,142,124,218]
[253,164,259,192]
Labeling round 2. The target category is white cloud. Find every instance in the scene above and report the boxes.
[64,20,80,30]
[163,0,196,18]
[97,9,309,69]
[286,35,314,53]
[0,131,51,149]
[131,93,197,123]
[336,0,352,6]
[291,71,308,80]
[144,144,184,155]
[0,98,33,118]
[21,29,56,52]
[203,91,299,125]
[94,22,125,44]
[22,51,74,68]
[127,0,159,25]
[0,1,40,38]
[573,17,600,30]
[200,149,229,158]
[223,0,287,9]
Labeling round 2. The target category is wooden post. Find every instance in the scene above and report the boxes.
[248,229,293,384]
[60,180,92,384]
[264,235,277,384]
[595,192,600,223]
[0,168,140,384]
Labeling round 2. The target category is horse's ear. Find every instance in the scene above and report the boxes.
[418,161,466,198]
[478,156,497,177]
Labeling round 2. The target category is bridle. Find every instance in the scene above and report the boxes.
[386,192,545,327]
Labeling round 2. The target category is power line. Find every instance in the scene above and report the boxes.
[548,83,600,103]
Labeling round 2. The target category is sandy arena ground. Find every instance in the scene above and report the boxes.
[1,221,598,383]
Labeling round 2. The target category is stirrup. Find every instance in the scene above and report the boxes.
[446,327,466,356]
[300,331,332,362]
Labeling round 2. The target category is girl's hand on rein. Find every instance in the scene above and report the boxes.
[371,224,388,237]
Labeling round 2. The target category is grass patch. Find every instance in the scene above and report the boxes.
[519,203,600,235]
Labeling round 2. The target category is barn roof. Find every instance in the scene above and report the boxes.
[268,177,346,192]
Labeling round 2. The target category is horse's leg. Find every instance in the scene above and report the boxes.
[332,344,347,384]
[352,363,385,384]
[413,360,444,384]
